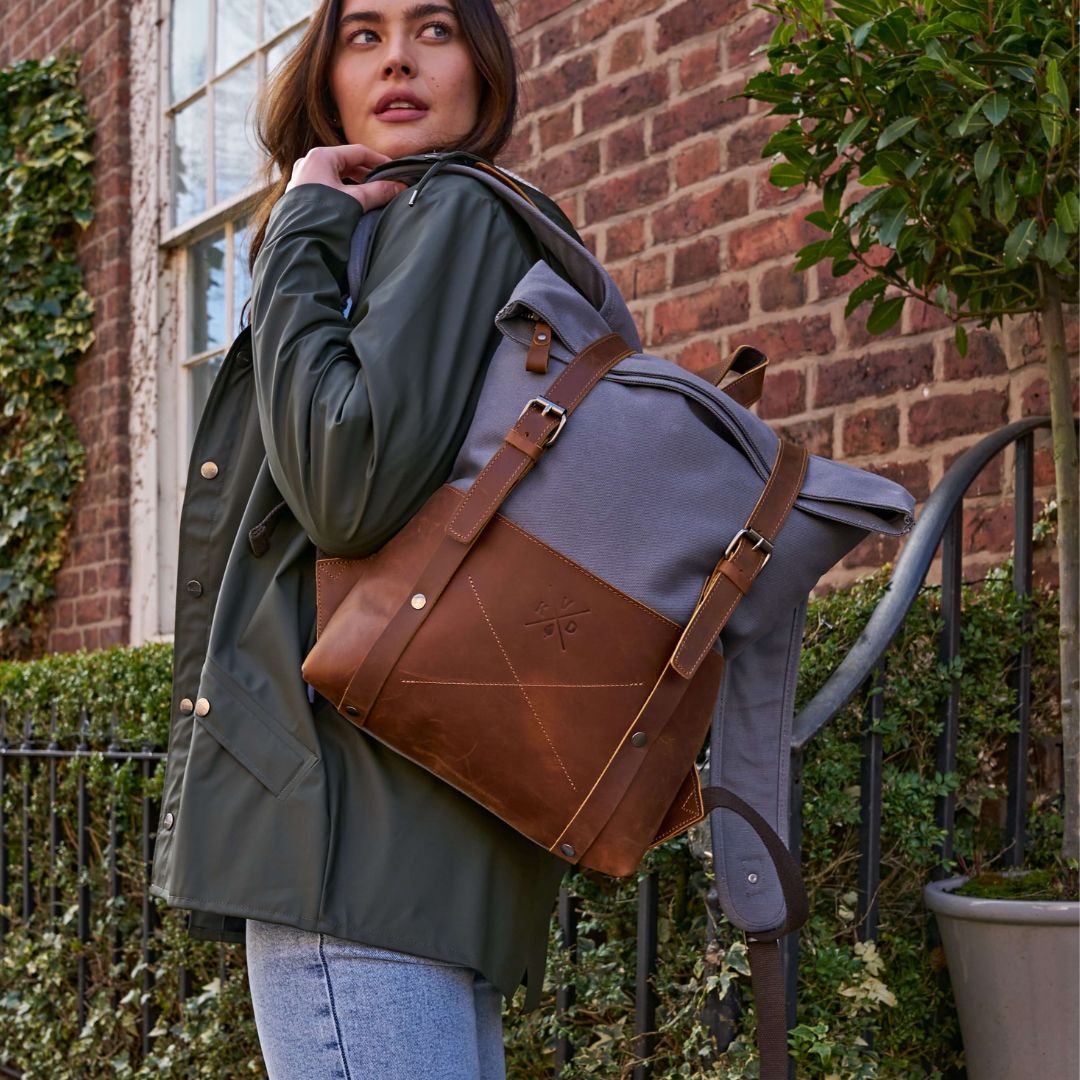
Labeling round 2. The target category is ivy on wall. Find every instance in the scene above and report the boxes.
[0,54,95,658]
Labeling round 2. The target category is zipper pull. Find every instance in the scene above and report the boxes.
[525,319,552,375]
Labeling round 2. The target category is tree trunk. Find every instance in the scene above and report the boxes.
[1041,273,1079,864]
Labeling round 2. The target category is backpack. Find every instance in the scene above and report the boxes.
[305,150,915,1076]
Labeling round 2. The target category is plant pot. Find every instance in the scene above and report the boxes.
[923,875,1079,1080]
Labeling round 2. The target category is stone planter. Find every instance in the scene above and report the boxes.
[923,874,1079,1080]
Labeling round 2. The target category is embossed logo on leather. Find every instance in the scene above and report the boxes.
[525,587,591,650]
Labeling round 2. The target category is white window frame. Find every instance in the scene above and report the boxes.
[129,0,305,643]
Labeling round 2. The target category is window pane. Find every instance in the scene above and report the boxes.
[214,60,260,203]
[216,0,257,74]
[188,230,227,355]
[265,0,313,41]
[172,95,208,226]
[234,218,253,332]
[170,0,210,102]
[190,354,226,441]
[267,23,306,75]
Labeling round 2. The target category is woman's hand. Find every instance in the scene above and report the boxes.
[285,144,408,211]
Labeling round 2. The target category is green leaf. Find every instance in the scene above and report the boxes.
[980,93,1010,126]
[837,116,870,154]
[1055,192,1080,235]
[877,116,920,150]
[1036,221,1068,266]
[866,296,905,334]
[1046,58,1068,107]
[768,162,807,189]
[973,141,999,186]
[993,169,1017,226]
[954,323,968,357]
[958,95,988,136]
[1040,112,1062,148]
[1016,157,1041,197]
[877,206,907,248]
[844,276,886,317]
[1003,218,1038,268]
[858,164,894,187]
[804,209,832,231]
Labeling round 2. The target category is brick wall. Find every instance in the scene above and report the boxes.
[0,0,132,650]
[502,0,1076,589]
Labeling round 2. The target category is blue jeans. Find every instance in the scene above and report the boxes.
[245,918,508,1080]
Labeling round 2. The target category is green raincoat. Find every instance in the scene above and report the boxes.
[149,157,583,1010]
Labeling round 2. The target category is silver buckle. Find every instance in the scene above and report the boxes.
[517,396,568,447]
[724,527,773,567]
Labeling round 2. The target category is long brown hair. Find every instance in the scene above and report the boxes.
[240,0,519,328]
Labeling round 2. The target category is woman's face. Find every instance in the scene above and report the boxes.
[330,0,482,159]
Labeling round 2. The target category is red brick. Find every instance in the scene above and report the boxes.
[537,18,576,64]
[817,257,876,301]
[1021,375,1079,417]
[98,624,126,648]
[944,449,1003,497]
[607,217,646,260]
[676,339,725,373]
[679,44,720,91]
[539,106,574,151]
[758,265,806,312]
[842,533,902,570]
[522,55,597,111]
[49,631,83,654]
[652,282,750,344]
[610,29,645,74]
[963,503,1015,558]
[943,330,1007,380]
[584,161,669,222]
[658,0,743,51]
[726,115,787,169]
[776,417,833,458]
[868,460,931,502]
[633,253,668,297]
[582,70,668,131]
[673,236,720,286]
[842,406,900,456]
[579,0,665,40]
[606,121,646,169]
[75,596,109,626]
[815,345,934,408]
[743,315,834,362]
[675,139,721,187]
[533,141,600,194]
[844,300,908,348]
[727,13,775,67]
[652,83,748,153]
[81,627,100,651]
[516,0,576,32]
[758,367,806,419]
[652,179,748,242]
[728,212,812,270]
[908,390,1007,446]
[55,601,75,629]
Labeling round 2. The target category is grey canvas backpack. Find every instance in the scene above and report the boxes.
[326,151,916,1075]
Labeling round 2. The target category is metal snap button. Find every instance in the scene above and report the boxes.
[162,812,175,830]
[410,593,427,610]
[345,705,359,717]
[747,872,759,884]
[185,579,203,597]
[559,843,576,858]
[179,697,194,715]
[200,461,219,479]
[631,731,647,747]
[194,697,211,717]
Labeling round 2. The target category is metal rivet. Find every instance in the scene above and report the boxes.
[536,332,548,342]
[162,812,175,830]
[345,705,359,717]
[200,461,219,479]
[631,731,647,747]
[185,579,203,597]
[747,872,759,884]
[194,697,211,717]
[559,843,576,858]
[410,593,427,610]
[179,697,194,715]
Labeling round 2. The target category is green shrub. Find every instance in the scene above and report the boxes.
[0,552,1061,1078]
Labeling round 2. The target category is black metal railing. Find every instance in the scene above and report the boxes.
[0,416,1065,1078]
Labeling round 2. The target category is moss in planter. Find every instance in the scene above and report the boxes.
[954,868,1078,902]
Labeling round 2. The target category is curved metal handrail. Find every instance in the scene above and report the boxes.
[791,415,1054,750]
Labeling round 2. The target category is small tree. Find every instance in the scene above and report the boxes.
[741,0,1078,862]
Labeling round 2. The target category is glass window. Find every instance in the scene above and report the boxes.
[168,0,313,443]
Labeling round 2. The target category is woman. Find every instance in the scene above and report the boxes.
[148,0,584,1077]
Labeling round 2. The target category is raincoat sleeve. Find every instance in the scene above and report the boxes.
[249,174,540,557]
